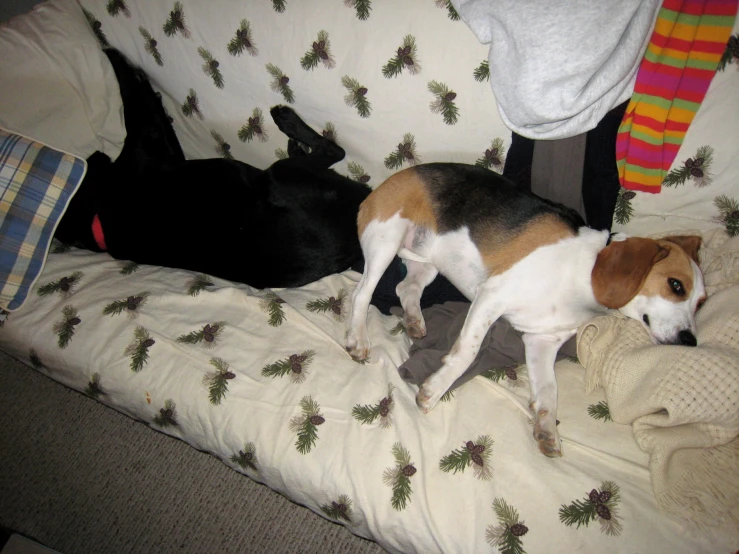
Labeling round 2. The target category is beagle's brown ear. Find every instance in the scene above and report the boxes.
[661,235,702,265]
[591,237,670,309]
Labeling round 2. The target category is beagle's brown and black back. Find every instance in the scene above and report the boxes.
[415,163,585,238]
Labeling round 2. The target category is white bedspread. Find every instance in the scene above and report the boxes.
[0,245,733,553]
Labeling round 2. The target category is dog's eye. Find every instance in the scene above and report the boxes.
[668,278,684,296]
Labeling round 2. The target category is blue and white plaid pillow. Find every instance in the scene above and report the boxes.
[0,129,87,311]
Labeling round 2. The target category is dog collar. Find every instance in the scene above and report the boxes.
[92,213,107,251]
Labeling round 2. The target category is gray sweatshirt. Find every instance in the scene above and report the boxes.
[451,0,662,139]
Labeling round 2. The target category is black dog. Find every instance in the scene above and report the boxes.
[56,48,371,289]
[56,49,466,309]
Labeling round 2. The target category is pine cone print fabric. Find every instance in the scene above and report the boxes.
[75,0,510,182]
[2,232,736,553]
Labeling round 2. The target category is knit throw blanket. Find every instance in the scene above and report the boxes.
[616,0,738,193]
[576,283,739,540]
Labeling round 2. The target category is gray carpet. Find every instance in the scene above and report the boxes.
[0,350,388,554]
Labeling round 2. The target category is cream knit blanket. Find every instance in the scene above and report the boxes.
[577,281,739,539]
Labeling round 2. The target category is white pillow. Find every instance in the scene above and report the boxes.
[0,0,126,159]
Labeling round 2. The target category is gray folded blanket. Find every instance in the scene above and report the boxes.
[397,301,577,390]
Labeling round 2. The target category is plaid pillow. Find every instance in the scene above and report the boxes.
[0,129,86,311]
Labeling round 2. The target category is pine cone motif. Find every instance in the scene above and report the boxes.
[444,92,457,102]
[379,396,391,417]
[203,323,219,343]
[509,523,529,537]
[143,338,156,348]
[504,366,518,381]
[328,296,342,314]
[589,489,600,503]
[59,277,71,292]
[466,440,485,466]
[398,143,414,160]
[485,148,501,166]
[622,190,636,201]
[223,371,236,380]
[170,9,184,30]
[127,295,143,311]
[357,87,368,96]
[313,40,329,60]
[402,464,417,477]
[67,317,81,326]
[596,503,612,520]
[685,157,704,178]
[398,45,413,67]
[729,35,739,56]
[280,76,290,85]
[309,415,325,426]
[290,353,306,374]
[236,28,251,47]
[598,491,612,503]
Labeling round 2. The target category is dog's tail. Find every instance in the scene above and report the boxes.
[103,48,185,169]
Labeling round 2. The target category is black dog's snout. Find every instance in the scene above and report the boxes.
[678,330,697,347]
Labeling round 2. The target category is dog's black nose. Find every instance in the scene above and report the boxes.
[678,330,697,347]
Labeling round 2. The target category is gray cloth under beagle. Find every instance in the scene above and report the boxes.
[397,301,578,391]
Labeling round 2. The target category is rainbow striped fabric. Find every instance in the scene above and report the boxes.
[0,129,86,311]
[616,0,738,193]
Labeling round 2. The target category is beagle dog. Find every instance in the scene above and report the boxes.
[345,163,706,457]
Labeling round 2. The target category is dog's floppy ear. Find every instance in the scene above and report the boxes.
[591,237,670,309]
[661,235,702,265]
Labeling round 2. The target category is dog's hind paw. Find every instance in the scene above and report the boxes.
[404,317,427,340]
[270,105,299,131]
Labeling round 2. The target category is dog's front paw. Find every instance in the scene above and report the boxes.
[416,381,443,413]
[533,413,562,458]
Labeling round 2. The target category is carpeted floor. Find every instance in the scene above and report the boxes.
[0,350,388,554]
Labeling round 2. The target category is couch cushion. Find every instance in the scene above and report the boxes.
[0,128,86,312]
[0,0,126,159]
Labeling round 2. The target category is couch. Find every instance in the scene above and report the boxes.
[1,1,738,552]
